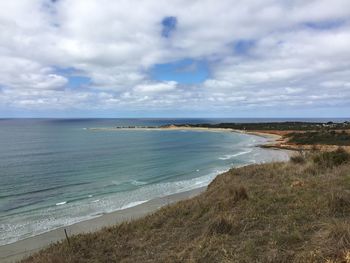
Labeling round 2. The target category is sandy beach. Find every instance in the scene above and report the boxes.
[88,126,284,142]
[88,126,235,133]
[0,129,291,263]
[90,126,290,152]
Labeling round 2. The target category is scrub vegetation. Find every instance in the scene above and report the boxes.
[164,121,350,131]
[286,130,350,146]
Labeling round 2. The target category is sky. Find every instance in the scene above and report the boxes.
[0,0,350,118]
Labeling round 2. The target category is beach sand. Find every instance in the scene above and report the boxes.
[89,126,284,142]
[89,126,234,133]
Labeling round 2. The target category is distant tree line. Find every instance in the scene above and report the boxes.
[161,121,350,131]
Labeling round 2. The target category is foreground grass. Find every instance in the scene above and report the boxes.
[23,151,350,263]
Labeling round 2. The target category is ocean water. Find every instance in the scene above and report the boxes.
[0,118,293,246]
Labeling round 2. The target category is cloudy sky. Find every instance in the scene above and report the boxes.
[0,0,350,117]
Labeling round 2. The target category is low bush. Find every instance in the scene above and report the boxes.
[313,148,350,168]
[287,130,350,146]
[291,155,306,164]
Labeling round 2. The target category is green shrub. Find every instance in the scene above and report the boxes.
[291,155,306,164]
[290,150,308,164]
[313,148,350,168]
[287,131,350,146]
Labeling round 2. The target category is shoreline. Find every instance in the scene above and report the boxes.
[89,125,280,135]
[88,126,284,142]
[0,187,206,263]
[0,129,291,263]
[88,126,235,133]
[89,126,294,152]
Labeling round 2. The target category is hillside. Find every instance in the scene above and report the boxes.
[22,150,350,263]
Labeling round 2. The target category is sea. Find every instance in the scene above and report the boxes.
[0,118,347,246]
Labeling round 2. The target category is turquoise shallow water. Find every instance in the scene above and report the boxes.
[0,119,288,245]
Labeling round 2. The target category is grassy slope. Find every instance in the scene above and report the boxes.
[23,152,350,263]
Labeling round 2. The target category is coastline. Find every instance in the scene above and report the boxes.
[88,126,234,133]
[88,126,284,143]
[89,126,281,136]
[0,129,291,263]
[0,187,205,263]
[90,126,349,152]
[90,126,294,152]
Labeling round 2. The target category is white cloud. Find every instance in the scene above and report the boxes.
[0,0,350,115]
[134,81,177,94]
[0,56,67,90]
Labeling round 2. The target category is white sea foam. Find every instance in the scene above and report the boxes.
[110,180,121,186]
[120,200,149,210]
[131,180,147,186]
[0,163,255,246]
[218,149,252,160]
[55,201,67,206]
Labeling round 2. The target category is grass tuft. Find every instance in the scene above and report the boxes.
[312,220,350,261]
[233,186,249,201]
[328,191,350,217]
[290,150,307,164]
[207,216,233,235]
[291,154,306,164]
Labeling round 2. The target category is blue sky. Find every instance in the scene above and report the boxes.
[161,16,177,38]
[0,0,350,117]
[303,19,345,30]
[150,59,209,84]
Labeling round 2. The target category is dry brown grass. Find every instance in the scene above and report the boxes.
[22,150,350,263]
